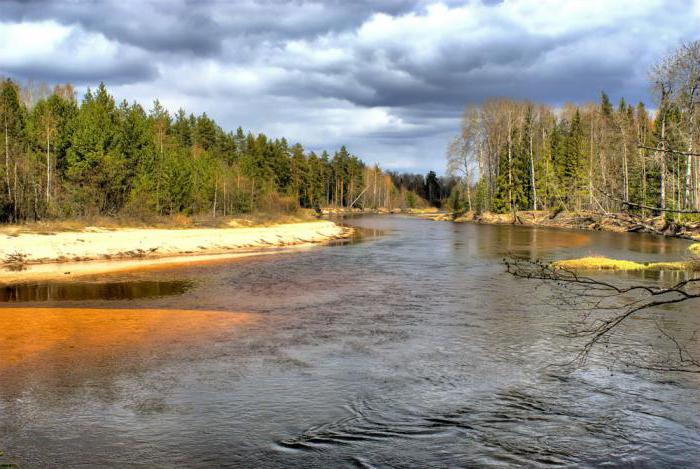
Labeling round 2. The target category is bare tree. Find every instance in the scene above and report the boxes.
[447,106,481,211]
[36,103,56,207]
[650,41,700,213]
[670,41,700,210]
[505,257,700,372]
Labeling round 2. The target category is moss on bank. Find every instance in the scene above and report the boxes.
[553,243,700,272]
[553,256,699,272]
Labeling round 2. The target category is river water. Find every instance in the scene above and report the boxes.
[1,215,699,467]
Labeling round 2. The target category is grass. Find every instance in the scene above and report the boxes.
[405,207,440,214]
[2,252,29,270]
[0,449,17,468]
[553,241,700,272]
[553,256,699,272]
[0,210,320,235]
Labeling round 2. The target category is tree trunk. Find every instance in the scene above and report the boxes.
[373,170,378,209]
[5,116,10,205]
[466,181,472,212]
[46,125,51,206]
[589,121,594,209]
[507,117,513,214]
[212,180,217,217]
[686,140,693,209]
[529,127,537,210]
[641,147,647,217]
[250,178,255,212]
[660,114,667,211]
[622,133,629,203]
[13,161,17,220]
[223,182,227,216]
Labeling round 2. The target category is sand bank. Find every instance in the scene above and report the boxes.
[0,221,350,283]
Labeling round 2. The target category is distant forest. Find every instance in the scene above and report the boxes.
[447,41,700,221]
[0,80,454,223]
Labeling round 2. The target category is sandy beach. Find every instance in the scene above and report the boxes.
[0,220,351,283]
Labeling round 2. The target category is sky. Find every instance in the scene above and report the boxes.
[1,0,699,174]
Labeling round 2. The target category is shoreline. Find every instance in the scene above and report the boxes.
[0,221,352,284]
[415,210,700,241]
[414,210,700,271]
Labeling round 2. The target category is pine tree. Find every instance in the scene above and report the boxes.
[563,110,585,208]
[65,83,120,214]
[492,145,511,214]
[601,91,613,118]
[0,79,24,221]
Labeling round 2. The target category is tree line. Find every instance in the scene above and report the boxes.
[0,80,433,223]
[447,41,700,221]
[387,170,458,208]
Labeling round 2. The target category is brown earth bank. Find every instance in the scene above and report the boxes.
[417,209,700,241]
[321,206,439,215]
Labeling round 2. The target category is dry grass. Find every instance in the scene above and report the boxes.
[690,243,700,256]
[406,207,440,214]
[224,210,317,227]
[453,212,476,222]
[553,256,698,272]
[0,210,319,235]
[2,252,29,271]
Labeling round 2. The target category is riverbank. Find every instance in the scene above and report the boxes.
[416,209,700,272]
[321,207,439,216]
[0,220,351,283]
[417,210,700,241]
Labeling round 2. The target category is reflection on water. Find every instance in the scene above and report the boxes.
[481,223,592,256]
[329,223,385,246]
[0,308,252,396]
[0,216,698,467]
[0,280,193,302]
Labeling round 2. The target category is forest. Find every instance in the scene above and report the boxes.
[447,41,700,222]
[6,42,697,226]
[0,80,450,223]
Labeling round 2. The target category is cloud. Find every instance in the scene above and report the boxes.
[0,20,157,84]
[1,0,698,173]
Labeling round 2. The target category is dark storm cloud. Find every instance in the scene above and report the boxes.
[1,59,158,86]
[3,0,224,55]
[1,0,422,55]
[1,0,698,172]
[263,10,683,110]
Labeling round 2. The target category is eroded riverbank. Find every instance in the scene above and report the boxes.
[418,209,700,240]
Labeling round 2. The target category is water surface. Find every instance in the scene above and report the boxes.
[1,216,698,467]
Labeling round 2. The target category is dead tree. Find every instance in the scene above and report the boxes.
[505,257,700,373]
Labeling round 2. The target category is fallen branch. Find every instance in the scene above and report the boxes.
[505,257,700,372]
[597,188,700,214]
[637,144,700,158]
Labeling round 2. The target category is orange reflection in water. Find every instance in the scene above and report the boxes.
[0,308,253,387]
[484,226,592,256]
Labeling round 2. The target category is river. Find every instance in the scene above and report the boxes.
[1,215,698,467]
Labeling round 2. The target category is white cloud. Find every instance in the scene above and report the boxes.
[0,20,154,83]
[0,21,71,62]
